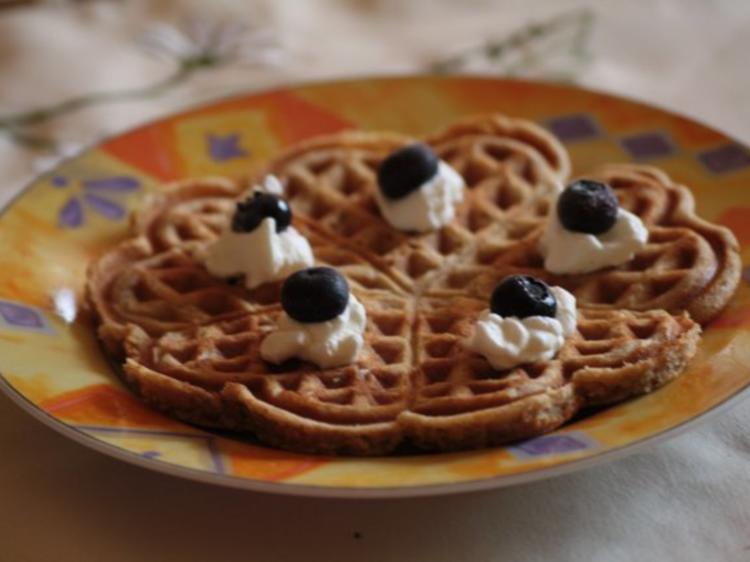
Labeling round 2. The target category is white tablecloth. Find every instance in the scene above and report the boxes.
[1,1,749,560]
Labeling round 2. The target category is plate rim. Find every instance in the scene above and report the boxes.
[3,372,749,498]
[1,73,749,498]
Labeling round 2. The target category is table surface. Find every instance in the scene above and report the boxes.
[2,1,750,560]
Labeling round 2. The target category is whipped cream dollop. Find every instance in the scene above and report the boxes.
[203,217,313,289]
[375,161,465,232]
[260,294,367,368]
[464,287,577,370]
[539,208,648,274]
[252,174,284,196]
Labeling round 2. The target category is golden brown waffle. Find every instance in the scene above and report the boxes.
[88,237,259,356]
[90,178,407,352]
[122,293,414,454]
[264,115,568,292]
[401,299,699,450]
[131,176,239,252]
[87,114,725,455]
[430,163,741,324]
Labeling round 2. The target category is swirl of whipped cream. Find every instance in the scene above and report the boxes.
[375,161,465,232]
[539,207,648,274]
[203,216,313,289]
[260,295,367,368]
[464,287,577,370]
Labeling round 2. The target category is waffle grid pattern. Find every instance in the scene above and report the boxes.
[87,114,730,454]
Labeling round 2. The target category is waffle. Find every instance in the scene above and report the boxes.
[401,298,699,450]
[264,114,568,292]
[90,177,406,349]
[88,237,258,356]
[87,114,729,455]
[122,293,414,454]
[430,163,741,324]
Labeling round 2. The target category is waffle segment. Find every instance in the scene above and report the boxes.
[122,295,414,455]
[401,306,700,451]
[428,163,740,323]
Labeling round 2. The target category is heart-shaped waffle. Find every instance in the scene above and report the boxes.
[87,114,727,454]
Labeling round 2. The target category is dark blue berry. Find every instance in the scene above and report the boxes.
[281,267,350,323]
[377,143,439,200]
[231,192,291,233]
[490,275,557,319]
[557,179,619,235]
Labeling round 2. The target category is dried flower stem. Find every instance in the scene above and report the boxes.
[430,8,594,76]
[0,59,211,149]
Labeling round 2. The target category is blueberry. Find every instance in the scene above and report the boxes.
[377,143,439,200]
[281,267,350,323]
[490,275,557,319]
[557,179,619,235]
[231,192,291,233]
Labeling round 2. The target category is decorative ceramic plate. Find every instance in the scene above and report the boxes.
[2,76,750,498]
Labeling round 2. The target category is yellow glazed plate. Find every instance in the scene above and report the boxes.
[2,76,750,498]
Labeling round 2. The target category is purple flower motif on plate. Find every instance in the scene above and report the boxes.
[59,197,84,228]
[207,133,249,162]
[83,176,141,193]
[83,193,126,220]
[142,451,162,459]
[54,175,141,229]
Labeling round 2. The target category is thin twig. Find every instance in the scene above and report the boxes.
[429,8,594,76]
[0,61,202,131]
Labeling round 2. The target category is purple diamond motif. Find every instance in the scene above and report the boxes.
[0,301,46,330]
[511,432,597,458]
[142,451,161,460]
[545,114,600,142]
[698,144,750,175]
[207,133,248,162]
[621,132,675,160]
